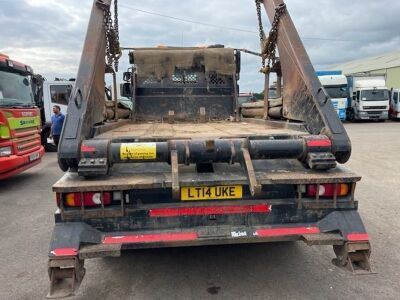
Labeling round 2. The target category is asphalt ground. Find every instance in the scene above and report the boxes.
[0,122,399,300]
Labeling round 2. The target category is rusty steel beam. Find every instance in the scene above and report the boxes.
[262,0,351,163]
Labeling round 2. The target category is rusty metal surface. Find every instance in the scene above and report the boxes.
[58,0,111,170]
[133,48,236,80]
[170,150,180,200]
[333,242,373,274]
[241,147,262,196]
[47,257,85,298]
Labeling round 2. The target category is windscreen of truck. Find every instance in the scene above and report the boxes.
[324,85,348,99]
[361,89,389,101]
[50,84,73,106]
[238,95,254,105]
[0,70,33,107]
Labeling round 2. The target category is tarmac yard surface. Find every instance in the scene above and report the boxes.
[1,122,400,300]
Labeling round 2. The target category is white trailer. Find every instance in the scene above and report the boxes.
[347,75,389,121]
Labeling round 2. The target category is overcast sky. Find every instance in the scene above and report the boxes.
[1,0,400,92]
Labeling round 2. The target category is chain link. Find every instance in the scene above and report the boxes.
[113,0,120,72]
[255,0,286,74]
[255,0,265,53]
[99,0,121,73]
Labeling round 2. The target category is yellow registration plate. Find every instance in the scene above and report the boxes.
[181,186,243,201]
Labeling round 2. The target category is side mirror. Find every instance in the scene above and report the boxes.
[123,72,132,82]
[121,83,132,98]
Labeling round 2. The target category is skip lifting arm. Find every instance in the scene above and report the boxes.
[57,0,352,172]
[57,0,111,171]
[260,0,351,163]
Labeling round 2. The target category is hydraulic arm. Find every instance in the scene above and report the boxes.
[58,0,352,172]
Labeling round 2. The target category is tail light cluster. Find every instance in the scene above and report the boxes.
[57,192,112,207]
[306,184,349,198]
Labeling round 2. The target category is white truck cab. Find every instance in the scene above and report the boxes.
[347,75,389,121]
[317,71,348,121]
[390,89,400,119]
[42,81,72,122]
[40,80,74,151]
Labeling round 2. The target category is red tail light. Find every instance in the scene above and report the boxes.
[307,184,349,197]
[63,192,112,207]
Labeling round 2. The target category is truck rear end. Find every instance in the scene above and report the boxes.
[47,0,371,297]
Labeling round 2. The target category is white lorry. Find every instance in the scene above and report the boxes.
[317,71,348,121]
[346,75,389,121]
[32,77,132,151]
[32,78,74,151]
[389,89,400,119]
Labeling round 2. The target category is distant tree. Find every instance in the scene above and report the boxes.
[254,92,264,100]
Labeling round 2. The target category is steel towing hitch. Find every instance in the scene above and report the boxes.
[47,257,85,298]
[332,241,372,274]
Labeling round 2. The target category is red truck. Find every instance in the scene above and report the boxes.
[0,53,44,180]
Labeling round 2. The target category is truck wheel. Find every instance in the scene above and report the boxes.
[42,128,58,152]
[348,110,355,122]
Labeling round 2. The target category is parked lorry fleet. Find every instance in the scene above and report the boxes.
[46,0,372,297]
[0,53,45,180]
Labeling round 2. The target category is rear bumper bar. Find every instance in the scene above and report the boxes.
[47,205,372,298]
[49,210,369,259]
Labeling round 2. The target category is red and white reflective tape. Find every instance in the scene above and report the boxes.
[347,233,369,242]
[50,248,78,257]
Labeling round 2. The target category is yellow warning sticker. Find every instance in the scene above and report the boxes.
[120,143,157,160]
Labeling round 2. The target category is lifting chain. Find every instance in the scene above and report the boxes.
[255,0,286,74]
[98,0,121,73]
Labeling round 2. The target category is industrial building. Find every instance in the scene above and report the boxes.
[332,51,400,89]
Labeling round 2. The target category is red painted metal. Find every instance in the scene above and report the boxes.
[0,147,45,180]
[149,204,272,217]
[103,232,198,244]
[0,107,44,180]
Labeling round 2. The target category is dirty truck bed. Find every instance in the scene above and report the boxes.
[94,119,302,140]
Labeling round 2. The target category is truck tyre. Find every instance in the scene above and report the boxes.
[42,127,58,152]
[347,109,355,122]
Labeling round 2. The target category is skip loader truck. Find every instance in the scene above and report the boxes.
[0,53,45,180]
[47,0,372,297]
